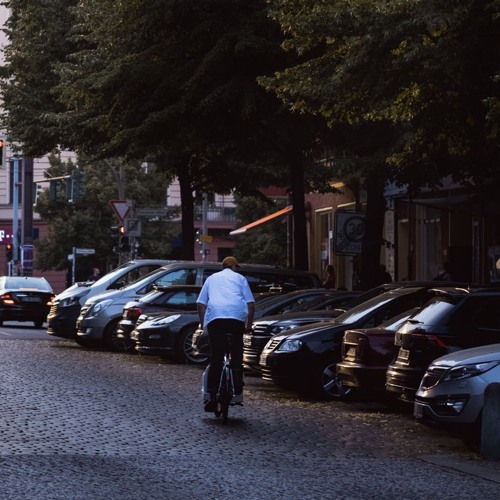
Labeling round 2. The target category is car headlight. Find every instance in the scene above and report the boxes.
[60,296,82,307]
[443,361,499,382]
[152,314,181,325]
[277,339,302,352]
[91,299,113,316]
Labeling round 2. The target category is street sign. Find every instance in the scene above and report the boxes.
[199,234,213,243]
[124,218,142,237]
[75,248,96,255]
[334,211,365,255]
[136,207,168,218]
[110,200,130,221]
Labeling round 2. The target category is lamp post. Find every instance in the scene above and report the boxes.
[11,151,21,276]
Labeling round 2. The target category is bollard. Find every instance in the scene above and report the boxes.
[480,382,500,459]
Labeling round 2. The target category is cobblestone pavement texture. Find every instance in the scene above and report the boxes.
[0,335,500,499]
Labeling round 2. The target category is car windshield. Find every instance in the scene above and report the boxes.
[3,277,52,291]
[335,289,422,326]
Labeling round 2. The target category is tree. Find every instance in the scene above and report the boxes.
[260,0,500,287]
[232,195,288,267]
[33,153,180,276]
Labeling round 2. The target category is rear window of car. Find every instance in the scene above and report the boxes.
[3,277,52,291]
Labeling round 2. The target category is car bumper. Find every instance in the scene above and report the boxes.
[259,350,306,386]
[385,364,425,401]
[131,327,178,356]
[413,375,490,425]
[1,305,49,323]
[47,303,81,338]
[336,362,387,392]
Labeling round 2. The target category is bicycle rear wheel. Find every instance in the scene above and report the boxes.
[217,366,232,423]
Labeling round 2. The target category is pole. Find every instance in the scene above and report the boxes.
[72,247,76,285]
[12,153,20,276]
[202,193,208,262]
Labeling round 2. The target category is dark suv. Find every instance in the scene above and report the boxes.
[385,288,500,402]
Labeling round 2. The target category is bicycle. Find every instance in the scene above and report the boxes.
[202,335,243,423]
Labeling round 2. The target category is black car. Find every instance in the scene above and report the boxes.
[115,285,202,352]
[0,276,55,328]
[258,286,458,400]
[243,291,360,372]
[130,311,205,364]
[385,288,500,402]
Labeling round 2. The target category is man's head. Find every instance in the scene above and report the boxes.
[222,256,239,269]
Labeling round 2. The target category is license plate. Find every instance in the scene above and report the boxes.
[413,403,424,419]
[243,334,252,347]
[259,353,268,366]
[22,297,41,302]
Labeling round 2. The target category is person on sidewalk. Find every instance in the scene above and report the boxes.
[196,256,255,412]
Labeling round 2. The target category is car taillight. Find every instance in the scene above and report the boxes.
[355,337,368,361]
[1,293,15,305]
[125,307,143,320]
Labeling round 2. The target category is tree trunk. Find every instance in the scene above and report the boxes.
[177,162,195,261]
[359,173,386,290]
[289,159,309,270]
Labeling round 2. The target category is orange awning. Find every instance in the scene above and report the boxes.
[230,206,292,236]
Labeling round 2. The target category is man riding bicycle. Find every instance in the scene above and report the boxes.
[196,256,255,412]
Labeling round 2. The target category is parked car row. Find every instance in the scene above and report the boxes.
[47,260,322,360]
[45,262,500,436]
[254,284,500,432]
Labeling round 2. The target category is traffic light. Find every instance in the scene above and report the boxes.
[6,243,13,260]
[111,225,124,241]
[71,169,86,199]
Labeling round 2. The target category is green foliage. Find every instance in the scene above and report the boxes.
[33,153,180,271]
[263,0,500,188]
[232,195,288,267]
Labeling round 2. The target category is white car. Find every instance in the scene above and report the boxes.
[414,343,500,425]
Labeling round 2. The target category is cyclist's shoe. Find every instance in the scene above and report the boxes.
[204,394,217,412]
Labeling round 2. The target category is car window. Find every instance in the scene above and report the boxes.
[4,277,52,291]
[120,265,164,287]
[153,269,197,287]
[162,291,199,307]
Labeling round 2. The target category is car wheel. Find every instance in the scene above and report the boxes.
[312,359,352,400]
[103,319,133,352]
[177,326,209,365]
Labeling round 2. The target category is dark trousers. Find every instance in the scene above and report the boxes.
[206,318,245,395]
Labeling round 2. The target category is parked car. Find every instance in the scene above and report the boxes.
[386,288,500,402]
[130,311,205,364]
[47,259,169,339]
[258,286,458,400]
[115,285,201,352]
[0,276,55,328]
[76,261,321,351]
[336,308,421,395]
[414,343,500,426]
[243,291,360,372]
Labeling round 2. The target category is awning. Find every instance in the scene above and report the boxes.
[230,206,292,236]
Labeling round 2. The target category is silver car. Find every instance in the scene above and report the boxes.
[414,343,500,425]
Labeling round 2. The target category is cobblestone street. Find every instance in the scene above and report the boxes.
[1,336,499,499]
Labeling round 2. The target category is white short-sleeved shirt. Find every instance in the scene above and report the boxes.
[197,268,254,327]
